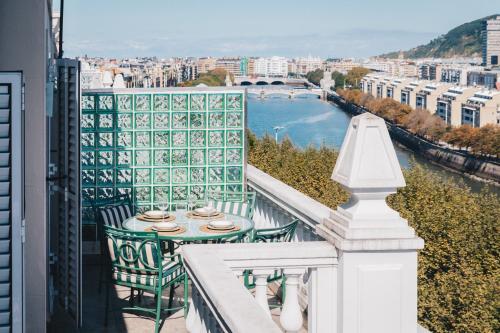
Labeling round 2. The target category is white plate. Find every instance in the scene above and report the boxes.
[208,220,234,229]
[195,207,217,215]
[152,222,178,231]
[144,210,169,218]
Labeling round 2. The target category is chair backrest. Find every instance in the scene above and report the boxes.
[253,220,299,243]
[207,191,256,218]
[104,226,161,275]
[94,194,134,229]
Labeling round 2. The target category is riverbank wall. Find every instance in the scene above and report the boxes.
[330,94,500,184]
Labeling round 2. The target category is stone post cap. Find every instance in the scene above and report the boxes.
[332,113,405,189]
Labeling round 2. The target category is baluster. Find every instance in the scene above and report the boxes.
[254,196,264,228]
[253,269,273,318]
[280,269,304,332]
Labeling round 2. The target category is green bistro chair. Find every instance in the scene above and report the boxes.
[103,226,188,333]
[244,220,299,301]
[206,190,256,219]
[92,194,136,294]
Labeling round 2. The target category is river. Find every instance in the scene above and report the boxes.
[247,94,497,193]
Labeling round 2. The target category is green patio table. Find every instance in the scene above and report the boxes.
[121,211,254,243]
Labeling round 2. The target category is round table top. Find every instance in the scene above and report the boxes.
[122,211,254,241]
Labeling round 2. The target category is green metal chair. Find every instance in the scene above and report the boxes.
[206,190,256,219]
[103,226,188,333]
[244,220,299,299]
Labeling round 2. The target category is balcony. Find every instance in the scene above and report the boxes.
[71,112,428,333]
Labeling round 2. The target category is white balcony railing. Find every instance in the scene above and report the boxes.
[184,113,425,333]
[183,241,337,333]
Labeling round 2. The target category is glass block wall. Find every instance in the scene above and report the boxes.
[81,88,246,224]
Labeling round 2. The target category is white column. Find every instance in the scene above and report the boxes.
[253,269,273,318]
[316,113,424,333]
[308,266,337,332]
[280,269,304,332]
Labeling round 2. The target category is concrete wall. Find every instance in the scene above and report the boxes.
[0,1,49,332]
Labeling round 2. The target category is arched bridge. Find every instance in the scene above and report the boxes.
[246,87,325,99]
[235,76,313,87]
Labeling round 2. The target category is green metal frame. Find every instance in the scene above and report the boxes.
[103,226,188,333]
[206,190,256,219]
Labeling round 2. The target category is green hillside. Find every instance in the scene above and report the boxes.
[380,14,499,59]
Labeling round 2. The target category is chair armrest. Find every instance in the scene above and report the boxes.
[162,253,182,264]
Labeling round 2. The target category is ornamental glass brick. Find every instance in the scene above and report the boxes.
[98,132,113,148]
[153,131,169,147]
[190,113,205,128]
[135,113,151,129]
[172,168,188,184]
[226,166,242,182]
[207,185,223,195]
[153,168,169,184]
[135,168,151,184]
[190,131,205,147]
[190,185,205,200]
[97,187,114,201]
[171,149,187,165]
[190,149,205,165]
[97,114,113,129]
[172,94,188,111]
[208,94,224,110]
[135,186,151,202]
[190,168,205,184]
[172,113,187,129]
[226,93,243,110]
[226,130,243,146]
[98,95,113,110]
[226,112,242,128]
[116,150,132,166]
[208,112,224,128]
[153,186,169,203]
[135,94,151,111]
[97,169,113,185]
[135,150,151,166]
[97,151,113,167]
[136,204,152,213]
[81,151,95,168]
[172,186,188,201]
[117,113,133,129]
[208,167,224,182]
[116,132,132,148]
[226,184,242,193]
[81,113,95,131]
[116,94,132,111]
[226,148,242,164]
[82,170,95,186]
[116,187,132,197]
[82,188,95,204]
[190,94,206,111]
[82,95,95,110]
[81,133,95,149]
[171,131,187,147]
[135,131,151,148]
[208,149,224,165]
[116,169,132,184]
[153,113,169,129]
[154,150,170,166]
[208,131,224,147]
[153,94,169,111]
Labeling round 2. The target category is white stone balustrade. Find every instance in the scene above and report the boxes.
[184,113,427,333]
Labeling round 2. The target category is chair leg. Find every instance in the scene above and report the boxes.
[281,275,286,304]
[155,287,163,333]
[184,275,189,318]
[129,288,135,306]
[167,285,175,315]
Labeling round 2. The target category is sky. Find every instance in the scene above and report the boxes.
[62,0,499,59]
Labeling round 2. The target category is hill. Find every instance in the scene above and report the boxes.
[380,14,499,59]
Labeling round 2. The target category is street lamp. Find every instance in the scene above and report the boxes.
[273,126,284,143]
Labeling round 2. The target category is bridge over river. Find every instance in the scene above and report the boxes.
[234,76,317,87]
[246,86,325,99]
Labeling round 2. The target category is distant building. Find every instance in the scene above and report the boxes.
[467,70,498,89]
[253,57,288,77]
[216,57,244,76]
[325,59,361,75]
[415,82,452,112]
[197,57,217,74]
[418,63,441,81]
[461,90,500,127]
[436,86,476,125]
[482,16,500,67]
[293,56,323,75]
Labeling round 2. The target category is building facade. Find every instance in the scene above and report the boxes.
[253,57,288,77]
[482,16,500,67]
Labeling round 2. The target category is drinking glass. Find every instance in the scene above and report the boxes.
[157,202,169,221]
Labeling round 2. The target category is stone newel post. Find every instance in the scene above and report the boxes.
[317,113,424,333]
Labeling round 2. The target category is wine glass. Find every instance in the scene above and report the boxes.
[188,194,197,212]
[157,202,169,221]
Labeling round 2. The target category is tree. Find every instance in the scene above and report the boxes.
[178,68,233,87]
[305,69,324,86]
[345,67,371,88]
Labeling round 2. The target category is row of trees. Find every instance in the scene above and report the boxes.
[178,68,233,87]
[337,89,500,157]
[305,67,371,90]
[247,131,499,333]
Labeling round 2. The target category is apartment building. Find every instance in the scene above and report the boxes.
[400,81,428,109]
[467,70,499,89]
[436,86,477,125]
[215,57,244,76]
[418,63,441,81]
[325,58,361,74]
[415,82,452,112]
[253,56,288,77]
[196,57,217,74]
[461,90,500,127]
[482,16,500,67]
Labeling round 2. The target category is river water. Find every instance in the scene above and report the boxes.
[247,94,497,193]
